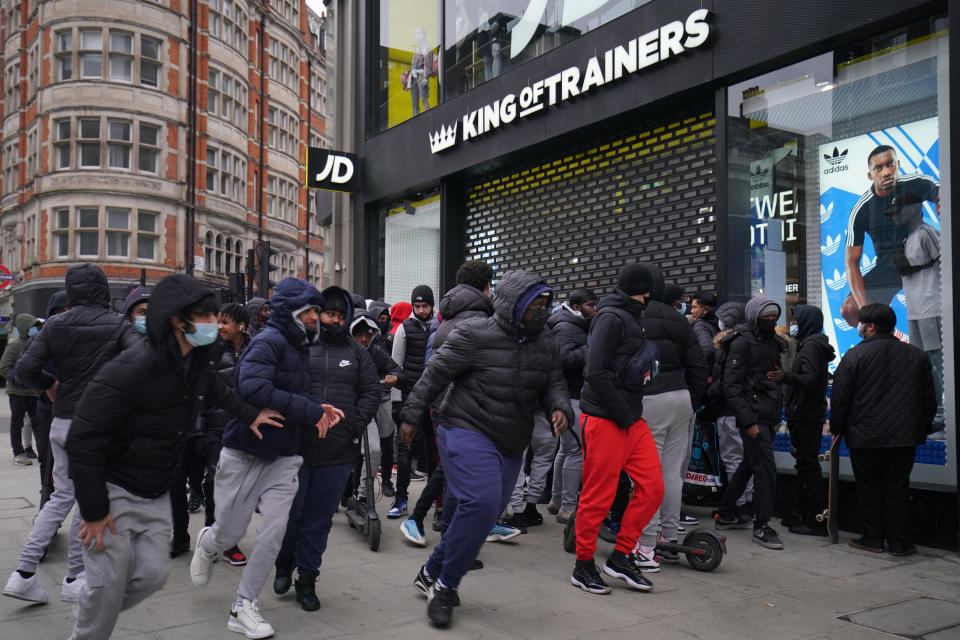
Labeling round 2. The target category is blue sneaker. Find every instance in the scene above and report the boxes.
[486,523,522,542]
[386,499,408,519]
[401,518,426,546]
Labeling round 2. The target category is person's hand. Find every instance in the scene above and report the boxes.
[746,424,760,439]
[78,515,117,551]
[249,408,285,440]
[45,381,59,402]
[399,422,418,445]
[315,404,345,438]
[551,410,568,436]
[766,366,784,383]
[383,374,398,387]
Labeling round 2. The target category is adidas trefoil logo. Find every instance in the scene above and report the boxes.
[826,268,848,291]
[823,147,848,166]
[820,234,842,256]
[429,123,458,154]
[819,202,834,224]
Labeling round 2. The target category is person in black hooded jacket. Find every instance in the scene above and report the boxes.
[62,274,283,640]
[274,286,380,612]
[770,305,835,536]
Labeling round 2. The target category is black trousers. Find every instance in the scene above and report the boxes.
[849,446,915,546]
[396,413,438,501]
[34,398,54,508]
[412,466,445,522]
[9,394,38,456]
[170,437,207,541]
[788,420,826,518]
[719,423,776,526]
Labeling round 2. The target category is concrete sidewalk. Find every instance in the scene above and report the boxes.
[0,419,958,639]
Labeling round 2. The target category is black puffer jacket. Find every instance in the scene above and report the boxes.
[302,287,381,467]
[783,305,835,423]
[693,310,721,370]
[66,274,258,522]
[433,283,494,354]
[14,263,139,419]
[580,286,653,429]
[401,270,572,456]
[547,305,589,400]
[723,296,787,428]
[203,335,250,433]
[643,299,708,407]
[830,334,935,447]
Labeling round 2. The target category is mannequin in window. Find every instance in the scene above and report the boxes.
[477,3,502,81]
[410,27,434,115]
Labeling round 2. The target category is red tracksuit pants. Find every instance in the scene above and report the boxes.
[575,413,664,562]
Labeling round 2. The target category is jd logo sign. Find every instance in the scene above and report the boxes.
[306,148,360,192]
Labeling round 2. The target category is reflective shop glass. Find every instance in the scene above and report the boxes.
[443,0,652,101]
[374,0,441,132]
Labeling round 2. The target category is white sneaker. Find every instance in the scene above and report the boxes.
[60,572,86,602]
[190,526,219,586]
[3,570,49,603]
[633,546,661,573]
[227,598,274,639]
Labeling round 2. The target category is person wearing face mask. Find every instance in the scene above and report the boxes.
[0,313,42,465]
[399,269,570,627]
[190,277,344,639]
[121,286,151,337]
[830,303,935,556]
[714,295,787,550]
[62,274,285,640]
[273,287,380,612]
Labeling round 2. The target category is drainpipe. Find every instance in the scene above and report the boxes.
[185,0,198,274]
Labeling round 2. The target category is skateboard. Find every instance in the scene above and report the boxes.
[815,435,841,543]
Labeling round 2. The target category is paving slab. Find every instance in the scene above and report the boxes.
[843,596,960,637]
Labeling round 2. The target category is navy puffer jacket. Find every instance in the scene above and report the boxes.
[221,278,331,459]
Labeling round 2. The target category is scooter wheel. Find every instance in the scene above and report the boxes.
[367,517,381,552]
[562,510,577,554]
[685,531,723,572]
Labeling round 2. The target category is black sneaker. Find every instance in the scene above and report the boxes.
[889,542,917,557]
[752,525,784,550]
[715,513,752,530]
[427,583,458,627]
[603,551,654,591]
[679,513,698,525]
[848,537,884,553]
[571,560,612,595]
[381,480,396,497]
[22,447,37,460]
[413,564,435,598]
[657,539,680,564]
[187,492,203,514]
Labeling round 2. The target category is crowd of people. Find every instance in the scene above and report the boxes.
[0,258,939,636]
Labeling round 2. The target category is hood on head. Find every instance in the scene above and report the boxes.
[493,270,550,330]
[368,300,390,320]
[437,283,494,321]
[350,311,380,339]
[121,286,151,318]
[266,278,325,346]
[246,297,269,331]
[146,275,214,347]
[65,263,110,308]
[46,290,68,317]
[13,313,39,339]
[715,302,745,331]
[390,301,412,334]
[660,283,684,305]
[791,305,823,340]
[350,293,367,312]
[744,295,781,330]
[318,286,354,340]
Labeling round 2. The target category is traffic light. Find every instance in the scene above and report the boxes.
[227,272,245,303]
[245,249,255,300]
[257,240,279,296]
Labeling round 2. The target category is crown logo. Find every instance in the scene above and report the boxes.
[429,123,458,154]
[823,147,848,165]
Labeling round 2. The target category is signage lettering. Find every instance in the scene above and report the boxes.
[306,148,360,193]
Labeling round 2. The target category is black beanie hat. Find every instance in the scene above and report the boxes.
[661,283,684,304]
[323,292,349,314]
[411,284,434,306]
[617,263,658,296]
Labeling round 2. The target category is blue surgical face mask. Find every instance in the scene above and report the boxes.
[789,324,798,336]
[184,321,219,347]
[27,326,39,337]
[133,316,147,334]
[678,303,687,315]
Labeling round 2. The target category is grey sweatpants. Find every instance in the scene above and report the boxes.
[70,483,170,640]
[640,390,694,546]
[199,447,302,602]
[510,413,557,511]
[550,398,582,512]
[717,415,753,505]
[18,417,83,578]
[357,419,381,501]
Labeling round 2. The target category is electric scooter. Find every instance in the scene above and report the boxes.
[344,419,382,551]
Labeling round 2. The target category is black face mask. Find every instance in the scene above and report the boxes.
[523,308,550,334]
[317,322,341,343]
[304,325,319,344]
[757,317,777,335]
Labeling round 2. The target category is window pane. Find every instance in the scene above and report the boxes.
[78,231,98,256]
[80,143,100,167]
[137,235,156,260]
[141,37,159,59]
[80,53,102,78]
[106,208,129,228]
[58,56,72,80]
[141,61,158,87]
[56,233,69,257]
[106,231,128,257]
[109,32,132,53]
[55,209,69,228]
[80,29,101,49]
[138,211,157,232]
[107,144,129,168]
[80,119,99,138]
[58,31,72,51]
[138,148,157,172]
[57,120,70,139]
[57,145,70,168]
[206,168,215,190]
[78,208,99,226]
[139,123,159,146]
[110,55,132,81]
[108,120,130,140]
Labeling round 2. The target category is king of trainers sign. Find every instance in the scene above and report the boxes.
[429,9,712,155]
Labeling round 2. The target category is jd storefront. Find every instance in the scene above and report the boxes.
[354,1,957,546]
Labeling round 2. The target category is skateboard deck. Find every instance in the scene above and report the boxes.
[816,435,841,543]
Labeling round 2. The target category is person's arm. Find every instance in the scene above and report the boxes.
[845,244,868,309]
[235,339,328,428]
[582,312,633,427]
[693,321,714,361]
[391,323,408,385]
[400,322,475,427]
[782,343,818,389]
[828,356,853,436]
[541,346,573,433]
[681,325,709,409]
[12,325,57,392]
[353,347,382,434]
[553,322,586,377]
[722,336,757,430]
